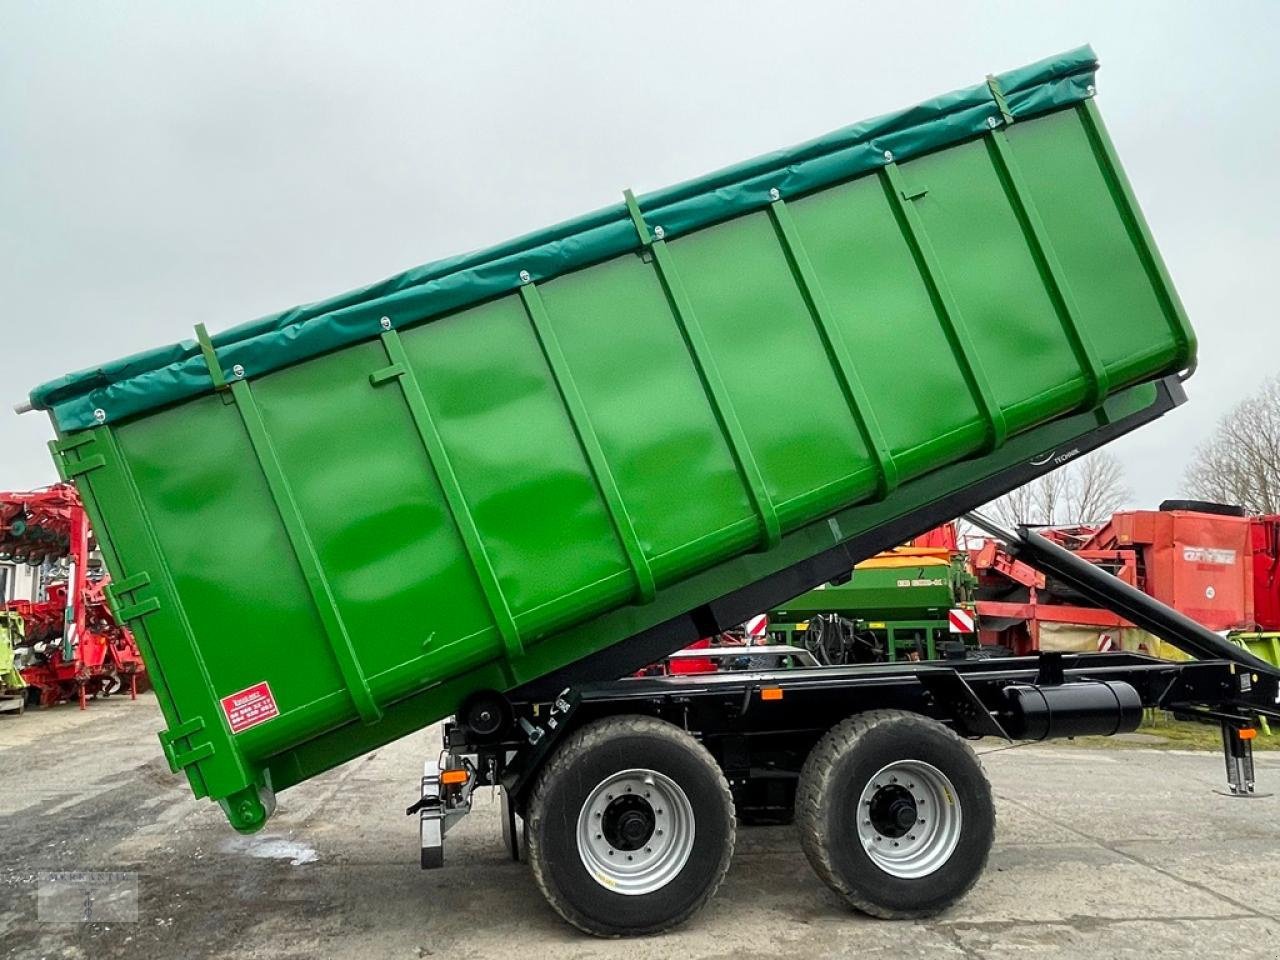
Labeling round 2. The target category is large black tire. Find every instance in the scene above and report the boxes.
[796,710,994,919]
[526,715,735,937]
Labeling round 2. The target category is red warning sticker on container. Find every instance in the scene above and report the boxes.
[220,681,279,734]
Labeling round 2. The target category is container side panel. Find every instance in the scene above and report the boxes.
[112,396,348,731]
[535,257,758,581]
[398,297,633,631]
[899,140,1086,430]
[664,212,878,525]
[784,176,985,479]
[1004,109,1180,385]
[249,341,501,695]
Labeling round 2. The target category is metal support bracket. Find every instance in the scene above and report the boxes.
[158,716,215,773]
[985,74,1015,126]
[919,669,1010,740]
[1217,722,1269,798]
[194,323,230,391]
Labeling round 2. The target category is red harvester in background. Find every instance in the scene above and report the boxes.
[972,501,1267,656]
[0,484,145,708]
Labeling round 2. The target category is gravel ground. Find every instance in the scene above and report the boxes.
[2,693,1278,959]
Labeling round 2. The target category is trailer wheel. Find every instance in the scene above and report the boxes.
[796,709,993,919]
[526,715,735,937]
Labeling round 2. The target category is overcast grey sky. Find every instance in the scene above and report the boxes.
[2,2,1277,508]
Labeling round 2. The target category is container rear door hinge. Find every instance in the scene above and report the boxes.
[49,436,106,481]
[158,716,215,778]
[105,571,161,624]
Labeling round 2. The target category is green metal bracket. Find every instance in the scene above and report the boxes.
[369,362,406,386]
[106,571,152,597]
[159,716,214,773]
[519,281,657,604]
[104,572,154,621]
[623,189,654,247]
[194,323,229,392]
[622,189,783,551]
[62,455,106,478]
[53,432,96,453]
[48,434,97,483]
[114,596,162,624]
[986,75,1014,126]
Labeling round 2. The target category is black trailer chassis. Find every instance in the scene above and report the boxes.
[414,642,1278,935]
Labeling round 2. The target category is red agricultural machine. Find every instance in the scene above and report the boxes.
[0,484,144,708]
[970,501,1280,658]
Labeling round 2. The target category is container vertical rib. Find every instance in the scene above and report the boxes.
[519,281,658,603]
[371,329,525,666]
[767,195,900,497]
[881,163,1009,451]
[229,379,383,724]
[986,128,1110,408]
[623,190,782,550]
[1076,99,1197,377]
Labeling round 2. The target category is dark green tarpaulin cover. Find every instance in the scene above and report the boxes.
[32,47,1099,432]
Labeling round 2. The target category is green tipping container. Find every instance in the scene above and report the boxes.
[31,47,1195,831]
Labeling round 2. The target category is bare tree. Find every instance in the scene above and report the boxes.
[1184,376,1280,515]
[984,451,1131,528]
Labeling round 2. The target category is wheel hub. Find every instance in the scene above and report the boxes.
[603,795,656,851]
[576,768,696,895]
[868,783,918,839]
[855,759,962,879]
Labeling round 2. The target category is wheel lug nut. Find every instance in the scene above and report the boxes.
[645,847,652,853]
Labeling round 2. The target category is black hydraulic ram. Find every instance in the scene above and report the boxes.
[965,512,1277,675]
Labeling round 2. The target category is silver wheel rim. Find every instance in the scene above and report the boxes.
[856,759,962,879]
[575,768,695,895]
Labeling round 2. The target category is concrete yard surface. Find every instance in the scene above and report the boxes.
[2,693,1278,959]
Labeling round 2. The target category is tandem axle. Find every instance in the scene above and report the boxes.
[412,648,1277,935]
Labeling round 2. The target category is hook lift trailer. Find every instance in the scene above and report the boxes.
[416,384,1280,935]
[25,48,1279,937]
